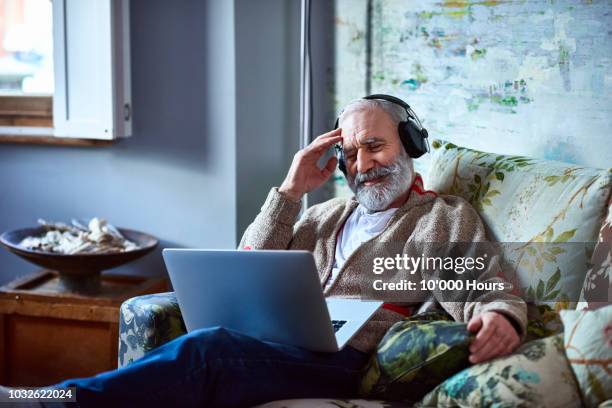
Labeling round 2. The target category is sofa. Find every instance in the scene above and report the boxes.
[118,139,611,407]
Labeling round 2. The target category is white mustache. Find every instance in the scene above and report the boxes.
[355,165,397,187]
[345,152,413,212]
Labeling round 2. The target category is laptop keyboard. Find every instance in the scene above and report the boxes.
[332,320,347,333]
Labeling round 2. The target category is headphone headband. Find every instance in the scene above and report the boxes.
[363,94,410,110]
[362,94,426,131]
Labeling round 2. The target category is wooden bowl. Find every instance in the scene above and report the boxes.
[0,227,159,294]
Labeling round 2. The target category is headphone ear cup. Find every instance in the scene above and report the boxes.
[337,148,347,176]
[398,120,428,158]
[333,117,347,176]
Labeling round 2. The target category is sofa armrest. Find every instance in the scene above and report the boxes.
[118,291,187,368]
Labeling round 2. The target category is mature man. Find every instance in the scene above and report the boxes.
[1,96,525,408]
[240,95,526,357]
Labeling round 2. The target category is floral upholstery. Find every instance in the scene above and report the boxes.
[117,142,611,406]
[560,305,612,407]
[418,334,582,407]
[578,197,611,311]
[118,292,186,367]
[427,140,611,312]
[253,399,407,408]
[254,335,583,408]
[359,312,473,403]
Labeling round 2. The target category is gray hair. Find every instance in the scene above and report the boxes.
[338,98,408,127]
[340,98,416,212]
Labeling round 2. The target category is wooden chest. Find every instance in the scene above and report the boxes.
[0,270,168,386]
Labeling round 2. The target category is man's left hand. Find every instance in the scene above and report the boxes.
[467,311,520,364]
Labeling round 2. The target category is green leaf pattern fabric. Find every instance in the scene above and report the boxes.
[118,292,187,367]
[418,334,582,407]
[114,138,610,405]
[427,139,611,310]
[359,312,474,403]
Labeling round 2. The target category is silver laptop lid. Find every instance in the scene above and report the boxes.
[162,249,339,351]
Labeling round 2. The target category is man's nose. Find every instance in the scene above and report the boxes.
[356,150,374,174]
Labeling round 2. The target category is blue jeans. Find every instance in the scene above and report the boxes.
[53,327,369,408]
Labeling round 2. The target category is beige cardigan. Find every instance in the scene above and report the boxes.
[239,175,527,353]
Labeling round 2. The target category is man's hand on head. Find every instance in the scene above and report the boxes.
[467,311,520,364]
[279,128,342,202]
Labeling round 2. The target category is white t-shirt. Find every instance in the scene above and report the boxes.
[324,204,399,291]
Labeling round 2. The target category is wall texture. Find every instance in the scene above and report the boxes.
[334,0,612,195]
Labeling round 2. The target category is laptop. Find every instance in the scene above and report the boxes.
[162,249,382,352]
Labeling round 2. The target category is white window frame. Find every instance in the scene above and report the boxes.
[0,0,131,141]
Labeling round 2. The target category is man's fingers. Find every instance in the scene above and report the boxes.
[468,313,521,364]
[325,156,338,172]
[312,127,342,141]
[500,342,515,357]
[308,128,343,149]
[307,134,343,151]
[303,136,343,157]
[483,342,505,362]
[467,316,482,333]
[307,128,343,148]
[503,336,520,355]
[470,338,502,364]
[320,156,338,178]
[470,322,496,353]
[487,337,519,361]
[495,336,512,356]
[472,332,519,364]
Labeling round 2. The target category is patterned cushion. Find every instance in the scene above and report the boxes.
[419,334,582,408]
[427,140,612,309]
[578,197,611,310]
[560,305,612,408]
[253,399,409,408]
[359,312,473,403]
[118,292,186,367]
[524,304,564,342]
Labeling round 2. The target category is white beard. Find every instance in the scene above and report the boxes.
[347,150,414,212]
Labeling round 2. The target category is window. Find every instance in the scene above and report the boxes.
[0,0,52,132]
[0,0,53,94]
[0,0,131,144]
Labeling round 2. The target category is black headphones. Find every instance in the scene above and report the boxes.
[333,94,429,176]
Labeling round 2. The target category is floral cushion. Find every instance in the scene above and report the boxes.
[427,140,612,309]
[253,399,409,408]
[418,334,582,408]
[118,292,186,367]
[524,304,564,342]
[578,197,611,310]
[359,312,473,403]
[560,305,612,407]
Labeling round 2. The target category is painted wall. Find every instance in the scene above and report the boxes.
[0,0,303,286]
[234,0,336,232]
[334,0,612,195]
[235,0,300,234]
[235,0,338,216]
